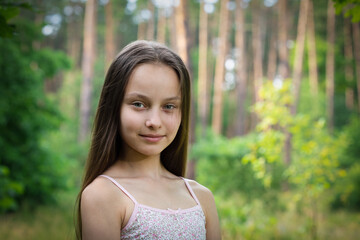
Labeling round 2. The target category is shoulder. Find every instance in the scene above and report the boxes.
[186,179,214,203]
[186,179,222,240]
[80,176,127,239]
[186,179,217,219]
[81,177,123,223]
[81,176,118,207]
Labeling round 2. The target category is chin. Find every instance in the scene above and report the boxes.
[135,148,164,158]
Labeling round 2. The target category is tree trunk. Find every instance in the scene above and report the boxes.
[279,0,291,172]
[174,0,194,143]
[278,0,289,78]
[174,0,195,179]
[79,0,97,142]
[138,21,146,40]
[105,0,115,69]
[175,0,189,66]
[353,22,360,114]
[66,1,82,68]
[156,8,166,44]
[251,2,263,104]
[307,0,319,97]
[326,0,335,132]
[234,0,247,136]
[267,18,277,82]
[344,17,354,110]
[198,1,209,137]
[292,0,309,114]
[212,0,230,135]
[146,1,155,41]
[169,8,177,52]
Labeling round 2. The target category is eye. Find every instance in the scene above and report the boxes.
[132,101,145,108]
[164,104,176,110]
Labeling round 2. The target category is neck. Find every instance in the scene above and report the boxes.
[116,150,168,179]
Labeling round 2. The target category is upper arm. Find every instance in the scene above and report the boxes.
[190,181,221,240]
[81,180,122,240]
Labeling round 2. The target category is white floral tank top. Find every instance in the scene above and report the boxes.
[100,175,206,240]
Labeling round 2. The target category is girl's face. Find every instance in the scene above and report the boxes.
[120,63,182,159]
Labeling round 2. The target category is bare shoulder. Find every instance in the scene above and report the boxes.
[81,177,123,210]
[187,179,222,240]
[82,177,113,202]
[81,177,125,239]
[186,179,215,203]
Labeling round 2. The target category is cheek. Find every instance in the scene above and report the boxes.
[167,112,182,132]
[120,107,141,132]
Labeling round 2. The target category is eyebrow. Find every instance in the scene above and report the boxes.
[125,93,181,101]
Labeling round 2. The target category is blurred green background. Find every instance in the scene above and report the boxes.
[1,0,360,239]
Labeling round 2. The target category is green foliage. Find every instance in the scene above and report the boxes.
[192,132,270,199]
[216,194,279,239]
[0,21,71,212]
[242,80,293,189]
[332,117,360,210]
[245,80,343,196]
[193,79,356,237]
[0,2,32,38]
[288,115,343,198]
[333,0,360,22]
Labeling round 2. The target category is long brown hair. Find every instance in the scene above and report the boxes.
[75,40,191,239]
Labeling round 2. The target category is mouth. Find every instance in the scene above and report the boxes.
[139,134,165,143]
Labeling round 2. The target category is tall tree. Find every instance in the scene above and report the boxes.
[278,0,289,78]
[326,0,335,132]
[105,0,115,69]
[198,1,209,136]
[344,17,354,110]
[79,0,97,142]
[169,8,177,52]
[212,0,230,134]
[175,0,189,66]
[292,0,309,114]
[251,1,263,104]
[307,0,319,97]
[156,8,166,44]
[174,0,194,179]
[146,1,155,40]
[234,0,248,136]
[267,15,277,82]
[353,22,360,114]
[66,1,82,68]
[279,0,291,169]
[138,20,146,40]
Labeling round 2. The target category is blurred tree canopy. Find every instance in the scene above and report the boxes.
[333,0,360,22]
[0,3,71,212]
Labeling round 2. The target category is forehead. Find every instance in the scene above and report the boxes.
[125,63,181,97]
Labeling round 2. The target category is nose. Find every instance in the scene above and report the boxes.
[145,109,161,129]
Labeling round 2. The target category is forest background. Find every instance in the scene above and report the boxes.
[1,0,360,239]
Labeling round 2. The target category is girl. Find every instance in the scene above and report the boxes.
[76,40,221,240]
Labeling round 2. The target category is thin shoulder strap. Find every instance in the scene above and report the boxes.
[100,175,138,204]
[182,177,201,206]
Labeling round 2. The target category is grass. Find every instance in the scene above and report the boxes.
[0,191,78,240]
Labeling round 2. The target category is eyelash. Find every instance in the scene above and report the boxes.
[132,101,145,108]
[130,102,177,111]
[163,104,176,110]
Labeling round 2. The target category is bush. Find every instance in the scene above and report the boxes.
[0,22,70,212]
[332,117,360,211]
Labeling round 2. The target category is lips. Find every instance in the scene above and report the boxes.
[139,134,165,143]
